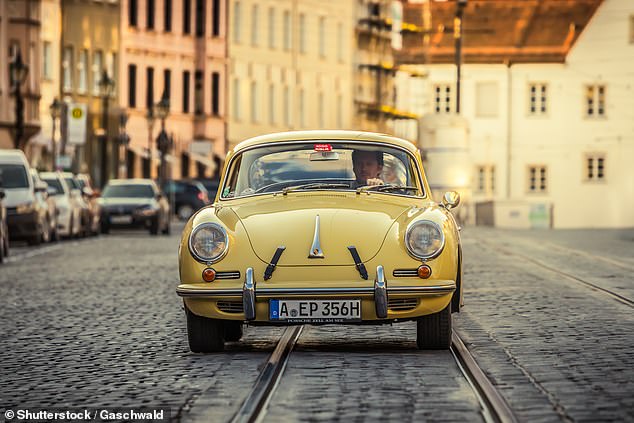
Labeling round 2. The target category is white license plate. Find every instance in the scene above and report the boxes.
[110,215,132,224]
[269,299,361,323]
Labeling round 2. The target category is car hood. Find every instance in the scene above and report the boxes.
[228,193,413,266]
[100,197,155,208]
[2,188,33,208]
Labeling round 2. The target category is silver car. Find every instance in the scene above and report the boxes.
[39,172,82,239]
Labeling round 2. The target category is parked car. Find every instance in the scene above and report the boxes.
[30,169,59,242]
[162,179,210,220]
[193,178,220,202]
[75,173,101,235]
[39,171,82,239]
[0,150,49,245]
[99,179,170,235]
[62,172,94,236]
[0,186,9,262]
[176,130,463,352]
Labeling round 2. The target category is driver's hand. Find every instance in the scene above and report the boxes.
[366,178,384,186]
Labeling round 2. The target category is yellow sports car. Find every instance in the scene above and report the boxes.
[177,130,462,352]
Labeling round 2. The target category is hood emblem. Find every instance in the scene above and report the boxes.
[308,215,325,259]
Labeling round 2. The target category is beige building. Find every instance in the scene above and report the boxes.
[227,0,355,150]
[0,0,42,154]
[119,0,227,182]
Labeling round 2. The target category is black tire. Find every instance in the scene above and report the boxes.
[416,302,452,350]
[186,308,225,352]
[100,221,110,234]
[224,321,244,342]
[149,217,159,235]
[162,219,170,235]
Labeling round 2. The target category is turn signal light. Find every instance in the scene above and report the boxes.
[417,265,432,279]
[202,268,216,282]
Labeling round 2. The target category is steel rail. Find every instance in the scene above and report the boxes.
[451,330,519,423]
[229,326,303,423]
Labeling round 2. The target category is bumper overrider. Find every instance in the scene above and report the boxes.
[176,265,456,322]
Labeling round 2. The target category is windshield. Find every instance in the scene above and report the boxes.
[221,141,421,199]
[0,164,29,189]
[42,178,64,195]
[64,177,80,190]
[102,184,155,198]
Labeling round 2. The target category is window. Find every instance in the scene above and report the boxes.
[63,46,73,92]
[299,13,306,54]
[433,84,452,114]
[476,82,499,118]
[147,0,155,29]
[585,154,606,181]
[211,72,220,115]
[283,10,291,51]
[318,17,326,58]
[251,81,259,123]
[183,0,192,34]
[195,70,204,115]
[528,83,547,115]
[268,7,275,49]
[77,49,88,94]
[284,86,290,126]
[42,41,52,80]
[299,88,305,126]
[233,1,241,43]
[269,83,275,124]
[183,71,191,113]
[129,0,138,27]
[233,78,241,120]
[163,69,171,100]
[527,166,547,193]
[195,0,205,37]
[107,52,117,83]
[92,50,102,95]
[585,84,606,117]
[251,5,259,46]
[212,0,220,36]
[475,165,495,195]
[128,64,137,107]
[146,67,154,109]
[164,0,172,32]
[337,22,343,62]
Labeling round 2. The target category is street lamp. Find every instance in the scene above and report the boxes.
[145,107,155,178]
[98,70,115,187]
[9,48,29,150]
[155,90,171,189]
[117,110,130,178]
[49,98,62,170]
[454,0,467,114]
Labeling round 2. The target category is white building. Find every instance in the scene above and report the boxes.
[396,0,633,229]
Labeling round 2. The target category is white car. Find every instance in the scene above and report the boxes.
[39,172,82,238]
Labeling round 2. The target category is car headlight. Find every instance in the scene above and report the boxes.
[188,222,228,263]
[135,205,157,216]
[405,220,445,260]
[16,203,35,214]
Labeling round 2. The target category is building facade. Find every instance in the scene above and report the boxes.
[0,0,42,155]
[119,0,227,184]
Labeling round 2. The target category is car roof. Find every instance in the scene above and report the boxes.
[39,171,61,179]
[232,130,419,154]
[0,149,30,165]
[107,178,155,186]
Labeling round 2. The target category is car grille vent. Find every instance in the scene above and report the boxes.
[388,298,419,311]
[393,269,419,277]
[216,271,241,279]
[217,301,244,313]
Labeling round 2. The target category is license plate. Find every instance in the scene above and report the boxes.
[269,299,361,323]
[110,215,132,224]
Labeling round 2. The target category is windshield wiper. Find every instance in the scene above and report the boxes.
[282,183,350,195]
[356,184,419,194]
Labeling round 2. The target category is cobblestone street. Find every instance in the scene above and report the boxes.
[1,225,633,422]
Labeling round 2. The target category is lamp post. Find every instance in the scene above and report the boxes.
[454,0,467,114]
[49,98,62,170]
[145,107,155,178]
[154,90,170,189]
[117,110,130,178]
[98,70,115,187]
[9,48,29,150]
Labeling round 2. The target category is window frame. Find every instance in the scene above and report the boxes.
[526,165,548,194]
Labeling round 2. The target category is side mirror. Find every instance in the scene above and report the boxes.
[35,182,48,193]
[0,189,5,200]
[441,191,460,210]
[47,186,58,196]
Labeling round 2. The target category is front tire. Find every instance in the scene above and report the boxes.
[186,308,225,352]
[416,303,452,350]
[224,321,244,342]
[149,217,159,235]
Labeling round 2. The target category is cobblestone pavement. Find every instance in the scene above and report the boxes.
[454,227,634,423]
[264,324,484,423]
[0,225,282,422]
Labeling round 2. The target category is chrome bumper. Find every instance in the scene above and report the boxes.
[176,265,456,320]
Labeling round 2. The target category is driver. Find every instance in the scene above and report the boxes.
[351,150,384,187]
